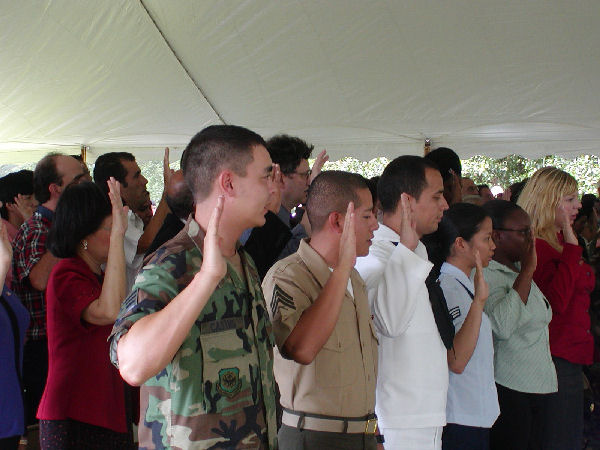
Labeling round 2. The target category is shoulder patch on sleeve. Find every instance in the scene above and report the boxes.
[449,305,461,320]
[271,284,296,316]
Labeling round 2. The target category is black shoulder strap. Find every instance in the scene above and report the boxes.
[0,295,23,390]
[455,279,475,300]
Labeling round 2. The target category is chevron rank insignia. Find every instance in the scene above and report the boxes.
[449,306,461,320]
[271,284,296,316]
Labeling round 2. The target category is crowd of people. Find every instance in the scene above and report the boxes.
[1,125,599,450]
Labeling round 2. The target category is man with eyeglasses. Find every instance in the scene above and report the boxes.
[243,134,328,279]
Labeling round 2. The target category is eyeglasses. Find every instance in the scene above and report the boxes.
[286,169,311,180]
[494,227,531,237]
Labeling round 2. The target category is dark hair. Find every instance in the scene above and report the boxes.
[438,203,489,260]
[508,179,528,204]
[0,170,34,219]
[482,199,522,230]
[34,153,63,204]
[378,155,439,213]
[93,152,135,195]
[478,184,490,191]
[306,171,369,232]
[366,176,379,207]
[166,183,194,220]
[181,125,266,202]
[575,194,597,222]
[47,181,112,258]
[266,135,313,174]
[425,147,462,181]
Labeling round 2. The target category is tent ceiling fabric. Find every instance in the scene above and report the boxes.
[1,0,600,163]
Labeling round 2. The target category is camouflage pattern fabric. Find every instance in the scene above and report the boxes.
[109,219,278,449]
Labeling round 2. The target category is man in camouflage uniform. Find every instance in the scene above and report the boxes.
[109,125,279,449]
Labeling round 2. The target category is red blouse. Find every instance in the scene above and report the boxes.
[533,236,594,365]
[37,257,128,433]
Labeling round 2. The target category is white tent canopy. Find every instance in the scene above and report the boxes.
[2,0,600,164]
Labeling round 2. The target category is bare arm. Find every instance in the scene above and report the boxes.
[82,179,129,325]
[283,203,355,365]
[136,148,172,254]
[117,197,226,386]
[29,252,59,291]
[447,251,488,374]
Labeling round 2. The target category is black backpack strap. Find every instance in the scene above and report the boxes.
[455,279,475,300]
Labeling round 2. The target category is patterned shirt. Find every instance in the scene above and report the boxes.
[12,205,54,340]
[109,218,278,449]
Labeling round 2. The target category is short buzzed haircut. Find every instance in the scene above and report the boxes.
[306,171,369,232]
[181,125,266,202]
[266,135,313,174]
[93,152,135,196]
[34,152,63,204]
[378,155,439,213]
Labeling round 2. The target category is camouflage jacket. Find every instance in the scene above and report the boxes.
[109,219,278,449]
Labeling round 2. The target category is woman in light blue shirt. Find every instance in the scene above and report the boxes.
[438,203,499,450]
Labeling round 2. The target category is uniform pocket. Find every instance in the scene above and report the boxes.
[200,327,259,414]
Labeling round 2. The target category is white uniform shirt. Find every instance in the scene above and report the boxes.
[355,224,448,430]
[439,262,499,428]
[123,210,144,293]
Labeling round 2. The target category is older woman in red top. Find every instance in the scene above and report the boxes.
[37,179,132,449]
[518,167,593,450]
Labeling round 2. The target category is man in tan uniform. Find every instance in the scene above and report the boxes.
[263,170,380,449]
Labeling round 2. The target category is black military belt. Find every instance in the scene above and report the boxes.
[282,408,377,434]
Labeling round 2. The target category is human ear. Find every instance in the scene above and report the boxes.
[328,211,344,234]
[217,170,235,197]
[406,194,417,212]
[48,183,61,198]
[454,236,468,253]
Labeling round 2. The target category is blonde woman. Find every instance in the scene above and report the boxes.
[518,167,593,450]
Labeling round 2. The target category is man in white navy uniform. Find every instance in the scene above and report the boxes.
[356,155,450,450]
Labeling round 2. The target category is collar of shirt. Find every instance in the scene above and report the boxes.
[372,223,428,260]
[297,239,361,299]
[185,216,245,278]
[440,261,475,293]
[36,204,54,222]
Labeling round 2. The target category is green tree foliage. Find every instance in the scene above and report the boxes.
[461,155,600,195]
[2,154,599,206]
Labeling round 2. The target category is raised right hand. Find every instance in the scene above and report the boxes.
[473,250,489,305]
[338,202,356,271]
[520,229,537,274]
[200,195,227,282]
[13,194,36,221]
[266,163,283,213]
[399,193,419,251]
[107,177,129,236]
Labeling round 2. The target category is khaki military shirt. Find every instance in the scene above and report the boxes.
[262,239,378,418]
[109,218,278,449]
